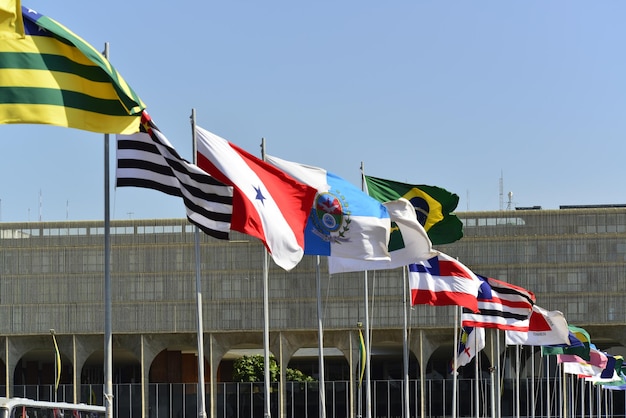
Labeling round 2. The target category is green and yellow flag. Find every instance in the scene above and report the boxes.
[358,327,366,387]
[541,325,591,360]
[0,0,24,39]
[0,5,145,134]
[364,175,463,245]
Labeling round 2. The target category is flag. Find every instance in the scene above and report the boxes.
[581,353,621,382]
[116,112,233,239]
[505,305,570,346]
[0,6,145,133]
[455,326,485,369]
[364,175,463,244]
[462,276,535,331]
[0,0,24,38]
[542,325,591,360]
[265,154,391,264]
[51,331,61,391]
[326,198,435,273]
[194,126,318,271]
[559,345,609,379]
[408,251,482,312]
[601,371,626,390]
[358,327,366,387]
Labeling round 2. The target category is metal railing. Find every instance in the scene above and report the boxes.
[6,379,625,418]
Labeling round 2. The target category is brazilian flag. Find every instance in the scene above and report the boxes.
[364,175,463,245]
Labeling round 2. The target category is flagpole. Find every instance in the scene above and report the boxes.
[546,354,551,418]
[315,255,327,418]
[531,347,535,418]
[490,331,496,418]
[102,42,114,418]
[452,306,458,418]
[515,345,520,418]
[260,139,272,418]
[419,329,425,418]
[402,266,410,418]
[190,109,208,418]
[474,333,479,418]
[496,330,502,418]
[359,162,372,418]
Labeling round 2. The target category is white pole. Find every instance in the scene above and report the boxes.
[496,331,501,418]
[363,270,372,418]
[452,307,458,418]
[490,332,496,418]
[260,139,272,418]
[474,332,479,418]
[102,42,114,418]
[515,345,520,418]
[546,355,551,418]
[402,266,410,418]
[315,256,327,418]
[359,162,372,418]
[419,330,425,418]
[190,109,207,418]
[531,347,535,418]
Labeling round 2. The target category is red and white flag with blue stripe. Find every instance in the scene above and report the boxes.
[409,252,482,312]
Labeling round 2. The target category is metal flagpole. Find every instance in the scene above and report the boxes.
[530,346,536,418]
[103,42,114,418]
[402,266,410,418]
[419,330,426,418]
[315,256,327,418]
[496,331,502,418]
[359,162,372,418]
[546,354,551,418]
[260,139,272,418]
[474,332,479,418]
[490,331,496,418]
[515,345,520,418]
[190,109,208,418]
[452,306,458,418]
[363,271,372,418]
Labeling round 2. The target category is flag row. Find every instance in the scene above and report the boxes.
[0,3,464,271]
[3,1,624,391]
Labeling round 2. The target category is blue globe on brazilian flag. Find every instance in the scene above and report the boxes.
[364,175,463,245]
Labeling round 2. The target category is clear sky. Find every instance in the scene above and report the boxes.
[2,1,625,223]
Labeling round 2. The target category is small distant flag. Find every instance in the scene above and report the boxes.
[358,327,366,387]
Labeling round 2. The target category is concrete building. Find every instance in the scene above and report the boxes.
[1,205,625,417]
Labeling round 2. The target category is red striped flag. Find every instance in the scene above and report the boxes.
[462,276,535,331]
[408,252,482,312]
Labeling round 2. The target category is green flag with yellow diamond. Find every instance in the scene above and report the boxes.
[365,175,463,245]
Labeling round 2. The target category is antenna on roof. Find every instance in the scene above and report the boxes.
[499,170,503,210]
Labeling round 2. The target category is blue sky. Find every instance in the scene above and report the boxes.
[2,1,626,222]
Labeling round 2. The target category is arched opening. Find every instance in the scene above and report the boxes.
[14,349,72,401]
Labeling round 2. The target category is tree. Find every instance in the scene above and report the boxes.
[233,355,315,383]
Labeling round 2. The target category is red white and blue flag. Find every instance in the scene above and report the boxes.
[462,275,535,331]
[408,252,482,312]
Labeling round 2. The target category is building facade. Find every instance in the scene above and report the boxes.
[0,206,625,417]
